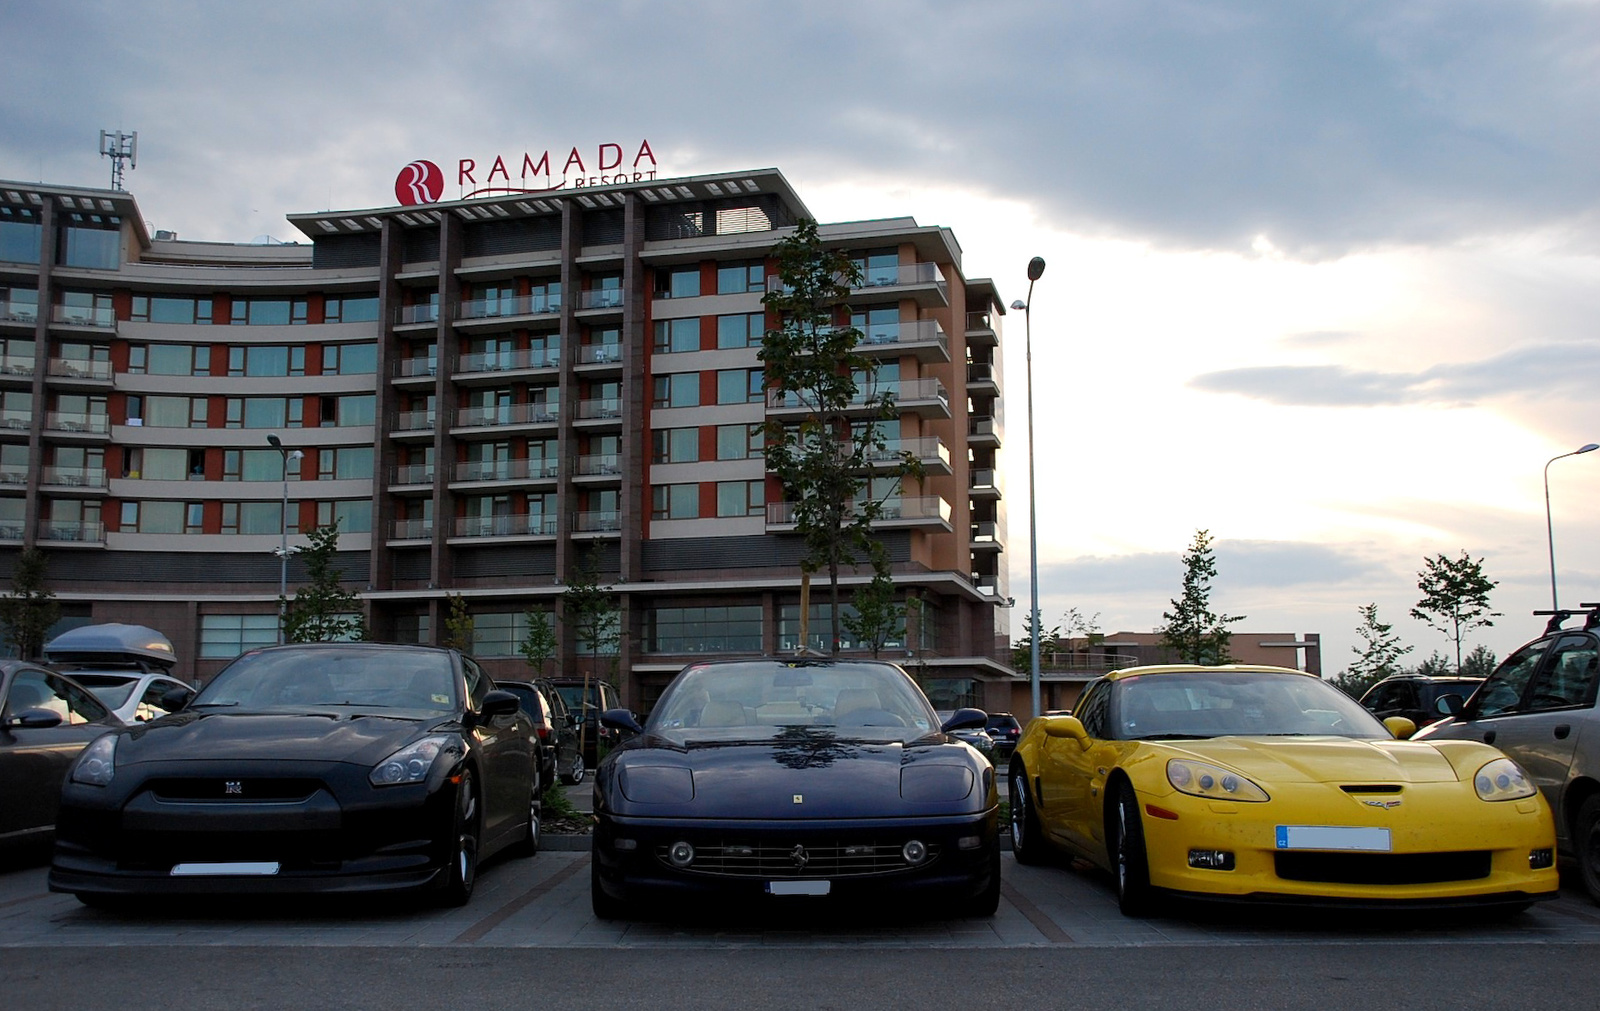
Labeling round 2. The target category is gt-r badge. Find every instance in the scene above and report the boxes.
[1363,799,1402,809]
[793,794,803,804]
[224,781,242,795]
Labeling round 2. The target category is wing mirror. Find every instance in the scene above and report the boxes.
[1382,716,1418,740]
[1435,694,1464,717]
[600,708,643,736]
[1042,715,1090,746]
[10,707,64,729]
[159,685,193,713]
[940,707,988,733]
[479,689,520,720]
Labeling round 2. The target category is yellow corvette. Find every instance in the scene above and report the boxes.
[1008,665,1559,915]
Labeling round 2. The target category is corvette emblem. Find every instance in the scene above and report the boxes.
[1362,799,1401,809]
[224,781,243,796]
[790,844,809,870]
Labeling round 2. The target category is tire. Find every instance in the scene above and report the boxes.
[1576,795,1600,906]
[961,844,1002,917]
[591,855,628,920]
[509,785,541,858]
[563,752,586,786]
[1010,765,1048,865]
[1111,785,1155,917]
[437,769,480,907]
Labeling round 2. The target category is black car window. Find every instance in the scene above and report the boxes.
[5,669,109,725]
[1361,683,1397,712]
[462,658,489,711]
[541,684,570,722]
[196,647,457,711]
[1524,635,1600,713]
[1076,680,1111,738]
[1467,638,1552,719]
[135,679,186,722]
[70,674,141,709]
[1114,671,1387,740]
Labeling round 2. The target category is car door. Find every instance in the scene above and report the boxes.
[1492,634,1598,827]
[463,659,532,844]
[0,667,117,841]
[1040,680,1109,856]
[1429,636,1555,781]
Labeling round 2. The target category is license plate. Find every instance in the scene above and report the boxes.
[170,861,281,877]
[767,880,830,896]
[1275,826,1391,852]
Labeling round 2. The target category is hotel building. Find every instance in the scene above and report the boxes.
[0,167,1013,711]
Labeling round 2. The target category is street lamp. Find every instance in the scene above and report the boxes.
[267,434,304,643]
[1544,442,1599,609]
[1011,255,1047,720]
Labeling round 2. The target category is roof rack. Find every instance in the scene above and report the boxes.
[1532,604,1600,635]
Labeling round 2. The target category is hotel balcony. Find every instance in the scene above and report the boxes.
[455,295,560,328]
[45,412,111,437]
[452,402,559,431]
[396,304,440,328]
[577,343,623,367]
[51,305,115,328]
[865,437,951,476]
[452,513,559,540]
[39,520,106,544]
[969,469,1001,500]
[970,520,1003,553]
[451,458,559,486]
[391,409,438,440]
[389,463,435,488]
[856,320,950,363]
[965,310,998,347]
[389,518,433,542]
[574,510,621,534]
[577,289,624,312]
[769,263,948,309]
[392,355,438,384]
[0,301,39,327]
[576,397,622,424]
[575,454,622,480]
[0,523,23,541]
[0,467,27,486]
[966,362,999,398]
[767,495,951,532]
[47,358,113,385]
[767,378,949,419]
[968,415,1002,449]
[0,409,31,432]
[42,467,108,491]
[0,356,35,377]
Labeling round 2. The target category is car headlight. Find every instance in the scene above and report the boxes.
[1474,758,1535,802]
[370,735,457,787]
[1167,759,1269,802]
[71,733,118,787]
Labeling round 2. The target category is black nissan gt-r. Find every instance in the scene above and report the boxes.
[590,657,1001,919]
[49,642,540,907]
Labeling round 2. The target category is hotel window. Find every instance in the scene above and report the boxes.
[651,427,699,464]
[317,446,374,481]
[529,279,561,313]
[651,483,699,520]
[138,396,196,429]
[129,343,211,376]
[321,394,376,427]
[57,290,114,326]
[228,397,304,429]
[470,612,529,658]
[646,606,763,654]
[198,613,279,659]
[716,423,763,460]
[316,499,373,534]
[322,342,377,375]
[57,217,121,270]
[222,449,298,482]
[221,501,293,535]
[120,500,190,534]
[717,368,763,405]
[586,274,622,308]
[324,295,379,323]
[228,345,305,377]
[652,373,699,409]
[850,307,900,344]
[528,332,560,367]
[779,603,893,652]
[0,286,38,322]
[716,261,764,295]
[659,267,700,299]
[716,312,765,349]
[853,250,900,287]
[130,295,213,324]
[652,318,700,354]
[230,298,307,325]
[126,447,189,481]
[716,480,764,518]
[0,208,42,264]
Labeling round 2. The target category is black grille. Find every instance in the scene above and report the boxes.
[146,778,323,802]
[658,841,940,878]
[1340,784,1403,794]
[1274,851,1491,885]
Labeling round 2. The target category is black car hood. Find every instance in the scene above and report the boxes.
[605,726,986,818]
[118,709,446,767]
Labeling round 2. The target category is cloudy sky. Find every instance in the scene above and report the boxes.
[6,0,1599,669]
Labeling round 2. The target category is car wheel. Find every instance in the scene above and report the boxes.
[563,752,586,785]
[591,854,628,920]
[1010,765,1048,865]
[1576,795,1600,906]
[961,844,1002,917]
[438,769,480,907]
[1111,785,1155,917]
[510,785,541,858]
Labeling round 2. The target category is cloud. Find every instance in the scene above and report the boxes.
[1042,539,1390,595]
[1190,341,1600,407]
[1280,330,1361,348]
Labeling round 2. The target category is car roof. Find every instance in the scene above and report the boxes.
[1105,664,1313,681]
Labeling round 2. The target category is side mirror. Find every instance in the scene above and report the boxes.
[1042,715,1090,745]
[599,707,643,736]
[11,707,64,729]
[479,689,520,719]
[1383,716,1418,740]
[940,707,988,733]
[159,686,192,713]
[1435,693,1464,717]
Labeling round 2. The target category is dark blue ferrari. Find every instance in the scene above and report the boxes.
[591,658,1001,918]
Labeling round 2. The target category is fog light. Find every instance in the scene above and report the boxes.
[902,839,928,865]
[668,840,695,867]
[613,838,638,851]
[1530,848,1554,870]
[1188,849,1235,871]
[957,835,982,851]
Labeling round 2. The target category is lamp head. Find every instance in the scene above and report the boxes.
[266,433,282,450]
[1027,256,1046,281]
[288,449,304,462]
[1010,300,1027,311]
[1579,443,1600,454]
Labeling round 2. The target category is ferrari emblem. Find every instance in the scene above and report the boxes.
[790,844,809,870]
[793,794,803,804]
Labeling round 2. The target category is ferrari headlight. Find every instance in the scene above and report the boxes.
[370,735,456,787]
[71,733,118,787]
[1167,759,1269,802]
[1474,758,1535,802]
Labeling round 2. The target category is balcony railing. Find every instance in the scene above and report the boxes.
[40,521,105,542]
[578,289,624,310]
[454,514,558,538]
[48,358,112,381]
[1037,652,1145,676]
[768,495,951,526]
[0,301,39,325]
[0,410,30,431]
[968,416,1001,440]
[42,467,107,488]
[0,524,23,540]
[858,319,948,356]
[578,343,623,365]
[453,459,559,482]
[394,409,437,431]
[0,467,28,485]
[577,397,621,420]
[971,521,1000,543]
[395,356,437,377]
[458,295,560,320]
[966,311,995,332]
[577,454,621,476]
[967,362,997,385]
[970,469,998,491]
[391,518,433,539]
[46,412,110,435]
[391,464,435,485]
[767,377,948,412]
[768,262,945,295]
[397,304,440,326]
[574,510,621,533]
[454,402,559,427]
[52,305,115,328]
[457,347,560,373]
[0,356,35,376]
[865,437,950,469]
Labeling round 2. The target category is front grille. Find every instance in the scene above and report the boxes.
[656,841,941,878]
[1339,784,1403,794]
[1275,851,1491,885]
[145,778,323,802]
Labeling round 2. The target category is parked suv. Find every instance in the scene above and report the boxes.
[497,679,585,789]
[549,677,622,765]
[985,712,1022,758]
[1414,606,1600,903]
[1358,674,1484,736]
[43,623,194,724]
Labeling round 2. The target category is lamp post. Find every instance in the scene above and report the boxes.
[267,434,304,643]
[1544,442,1599,610]
[1011,255,1047,720]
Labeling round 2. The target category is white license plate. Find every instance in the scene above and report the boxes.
[170,862,281,877]
[767,880,830,896]
[1275,826,1391,852]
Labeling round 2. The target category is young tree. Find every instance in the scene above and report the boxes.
[1011,610,1063,674]
[0,548,60,660]
[518,607,558,675]
[440,593,473,652]
[1460,643,1499,679]
[280,520,366,644]
[1159,529,1245,665]
[843,546,904,658]
[1410,550,1500,673]
[1411,651,1455,677]
[1329,603,1413,698]
[760,218,917,654]
[563,550,620,761]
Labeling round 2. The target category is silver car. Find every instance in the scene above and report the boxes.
[1415,608,1600,903]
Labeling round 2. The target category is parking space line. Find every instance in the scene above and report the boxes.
[999,880,1074,944]
[452,855,591,945]
[0,893,49,911]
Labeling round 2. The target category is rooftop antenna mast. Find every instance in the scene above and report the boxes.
[99,130,137,191]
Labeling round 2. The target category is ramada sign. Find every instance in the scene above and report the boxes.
[394,140,658,206]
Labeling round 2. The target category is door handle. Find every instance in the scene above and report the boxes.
[1555,725,1571,740]
[1483,730,1496,745]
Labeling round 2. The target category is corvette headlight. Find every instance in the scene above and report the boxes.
[71,733,118,787]
[370,735,456,787]
[1167,759,1269,802]
[1474,758,1535,802]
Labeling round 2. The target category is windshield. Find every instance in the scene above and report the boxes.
[649,660,937,733]
[1116,671,1388,740]
[194,646,458,712]
[70,674,141,708]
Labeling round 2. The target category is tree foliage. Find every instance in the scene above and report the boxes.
[563,550,621,762]
[518,607,558,674]
[1331,602,1413,697]
[1011,610,1063,674]
[759,218,917,653]
[280,521,366,644]
[0,548,60,660]
[1410,550,1500,673]
[843,545,903,658]
[1159,529,1245,665]
[1460,643,1498,679]
[440,594,473,652]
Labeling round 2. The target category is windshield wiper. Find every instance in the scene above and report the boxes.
[188,701,238,708]
[1125,733,1214,740]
